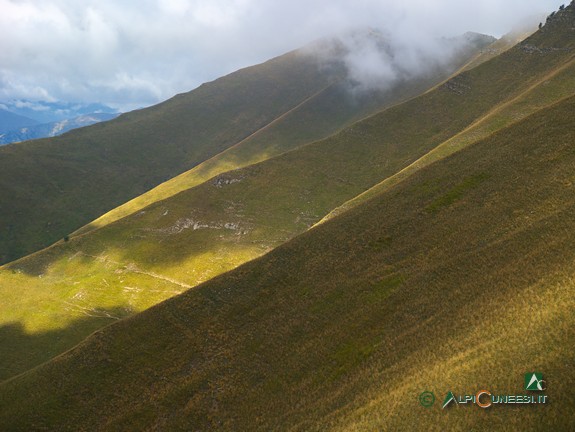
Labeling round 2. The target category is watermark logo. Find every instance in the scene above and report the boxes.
[419,391,435,408]
[425,373,549,410]
[525,373,546,391]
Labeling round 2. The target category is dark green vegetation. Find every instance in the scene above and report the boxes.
[426,172,490,213]
[0,30,487,265]
[1,3,575,430]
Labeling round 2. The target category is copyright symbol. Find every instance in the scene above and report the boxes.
[419,391,435,408]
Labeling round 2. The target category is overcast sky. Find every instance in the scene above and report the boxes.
[0,0,561,111]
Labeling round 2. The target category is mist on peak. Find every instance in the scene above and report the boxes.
[303,27,495,94]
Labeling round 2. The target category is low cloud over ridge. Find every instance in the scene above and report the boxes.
[0,0,560,110]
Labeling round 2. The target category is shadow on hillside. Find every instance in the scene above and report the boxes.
[5,157,315,277]
[0,306,131,383]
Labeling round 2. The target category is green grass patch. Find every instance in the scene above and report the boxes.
[367,274,405,302]
[427,173,490,213]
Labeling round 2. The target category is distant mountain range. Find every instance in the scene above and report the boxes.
[0,108,39,134]
[0,112,119,145]
[0,100,118,123]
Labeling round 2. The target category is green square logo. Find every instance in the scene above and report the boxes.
[525,373,545,391]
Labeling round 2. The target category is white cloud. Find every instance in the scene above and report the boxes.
[0,0,562,110]
[13,100,51,111]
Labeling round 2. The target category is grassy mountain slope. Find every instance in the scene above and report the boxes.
[1,19,574,382]
[69,78,438,237]
[324,51,575,220]
[1,88,574,431]
[74,33,492,238]
[0,32,489,266]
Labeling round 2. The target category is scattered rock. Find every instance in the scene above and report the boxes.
[147,218,248,235]
[519,44,543,54]
[519,44,571,54]
[442,75,471,95]
[212,175,244,188]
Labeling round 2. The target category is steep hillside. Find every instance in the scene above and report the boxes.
[1,15,574,382]
[1,87,573,432]
[72,73,455,237]
[324,51,575,220]
[73,31,495,237]
[0,31,488,266]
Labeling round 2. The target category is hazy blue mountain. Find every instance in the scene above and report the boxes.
[0,112,120,145]
[0,109,39,134]
[0,101,118,124]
